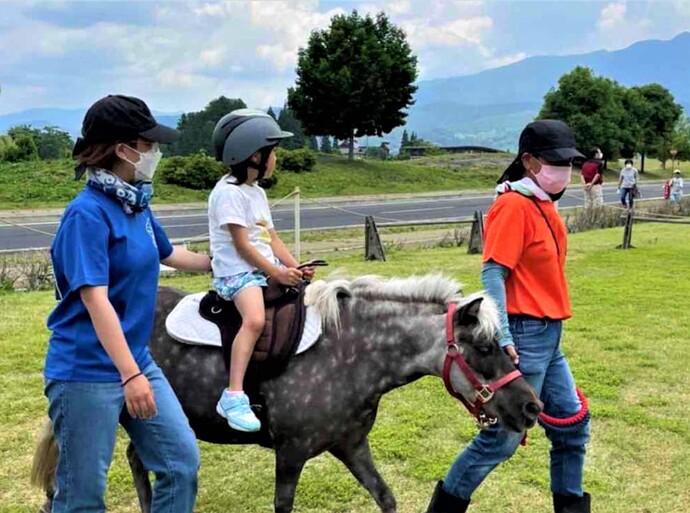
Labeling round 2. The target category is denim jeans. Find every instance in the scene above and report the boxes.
[621,187,634,208]
[45,362,199,513]
[444,317,589,500]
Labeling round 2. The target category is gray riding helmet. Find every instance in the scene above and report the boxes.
[212,109,293,166]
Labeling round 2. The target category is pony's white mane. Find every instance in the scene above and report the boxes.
[305,274,499,339]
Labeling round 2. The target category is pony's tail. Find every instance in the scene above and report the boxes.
[30,419,57,493]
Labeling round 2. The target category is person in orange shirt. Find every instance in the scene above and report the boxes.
[426,120,591,513]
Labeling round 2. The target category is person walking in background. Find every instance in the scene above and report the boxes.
[669,169,683,203]
[580,148,604,208]
[618,159,638,210]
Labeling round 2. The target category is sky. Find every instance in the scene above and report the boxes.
[0,0,688,116]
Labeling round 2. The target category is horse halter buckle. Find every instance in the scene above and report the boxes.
[476,385,495,404]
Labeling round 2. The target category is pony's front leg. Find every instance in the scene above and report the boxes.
[126,442,152,513]
[330,438,397,513]
[274,444,308,513]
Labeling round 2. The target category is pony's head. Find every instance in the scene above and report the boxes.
[448,294,541,432]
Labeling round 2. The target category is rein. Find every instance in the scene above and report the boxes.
[442,302,523,428]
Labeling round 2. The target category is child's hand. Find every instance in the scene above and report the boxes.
[274,267,303,286]
[302,266,316,280]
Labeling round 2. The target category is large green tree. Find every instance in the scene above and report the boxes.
[631,84,683,169]
[539,67,625,160]
[288,11,418,160]
[171,96,246,156]
[539,67,684,171]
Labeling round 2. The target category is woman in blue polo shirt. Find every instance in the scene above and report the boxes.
[45,95,211,512]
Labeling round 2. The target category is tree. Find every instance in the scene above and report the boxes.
[288,11,417,160]
[671,116,690,163]
[6,126,39,162]
[632,84,683,169]
[170,96,246,156]
[319,135,332,153]
[307,135,319,151]
[4,125,73,161]
[332,137,338,151]
[277,105,305,150]
[0,134,18,162]
[400,129,410,148]
[539,67,625,160]
[267,106,277,121]
[36,126,73,160]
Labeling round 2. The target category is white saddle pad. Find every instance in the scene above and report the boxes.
[165,292,322,355]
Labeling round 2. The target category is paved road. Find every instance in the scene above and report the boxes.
[0,183,664,252]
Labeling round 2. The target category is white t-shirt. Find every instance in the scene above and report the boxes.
[208,176,275,277]
[670,176,683,193]
[619,166,638,188]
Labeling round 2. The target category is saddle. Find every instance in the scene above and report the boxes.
[198,279,308,379]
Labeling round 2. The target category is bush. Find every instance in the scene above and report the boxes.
[159,152,226,189]
[0,252,54,291]
[276,148,316,172]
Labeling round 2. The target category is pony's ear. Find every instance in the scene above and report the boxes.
[454,297,483,327]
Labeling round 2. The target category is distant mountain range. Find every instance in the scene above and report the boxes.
[0,108,181,140]
[401,31,689,150]
[1,32,688,151]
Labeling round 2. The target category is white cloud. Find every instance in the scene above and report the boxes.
[402,16,493,49]
[595,2,653,50]
[200,48,225,67]
[486,51,528,68]
[247,1,345,71]
[387,0,411,15]
[597,2,627,30]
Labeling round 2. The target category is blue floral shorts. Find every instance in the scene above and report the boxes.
[213,270,268,301]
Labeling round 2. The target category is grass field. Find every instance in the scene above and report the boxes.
[3,154,684,211]
[0,223,689,512]
[0,154,508,210]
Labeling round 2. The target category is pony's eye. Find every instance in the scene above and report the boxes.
[476,344,493,355]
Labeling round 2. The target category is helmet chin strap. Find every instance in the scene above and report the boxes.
[250,145,275,180]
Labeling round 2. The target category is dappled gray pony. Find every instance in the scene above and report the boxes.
[32,274,540,513]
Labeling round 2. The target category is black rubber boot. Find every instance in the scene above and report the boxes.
[426,481,470,513]
[553,492,591,513]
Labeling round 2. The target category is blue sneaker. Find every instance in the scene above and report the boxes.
[216,391,261,432]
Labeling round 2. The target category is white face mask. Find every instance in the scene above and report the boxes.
[124,145,162,182]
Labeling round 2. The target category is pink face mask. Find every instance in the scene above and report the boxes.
[535,164,572,194]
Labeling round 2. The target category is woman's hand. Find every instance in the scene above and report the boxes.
[504,345,520,366]
[123,374,157,419]
[273,267,303,286]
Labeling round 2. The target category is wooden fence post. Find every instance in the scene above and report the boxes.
[617,210,635,249]
[365,216,386,261]
[467,210,484,254]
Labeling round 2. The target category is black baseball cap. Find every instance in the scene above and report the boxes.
[498,120,585,183]
[73,95,178,157]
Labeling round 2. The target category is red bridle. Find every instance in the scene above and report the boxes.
[442,302,523,428]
